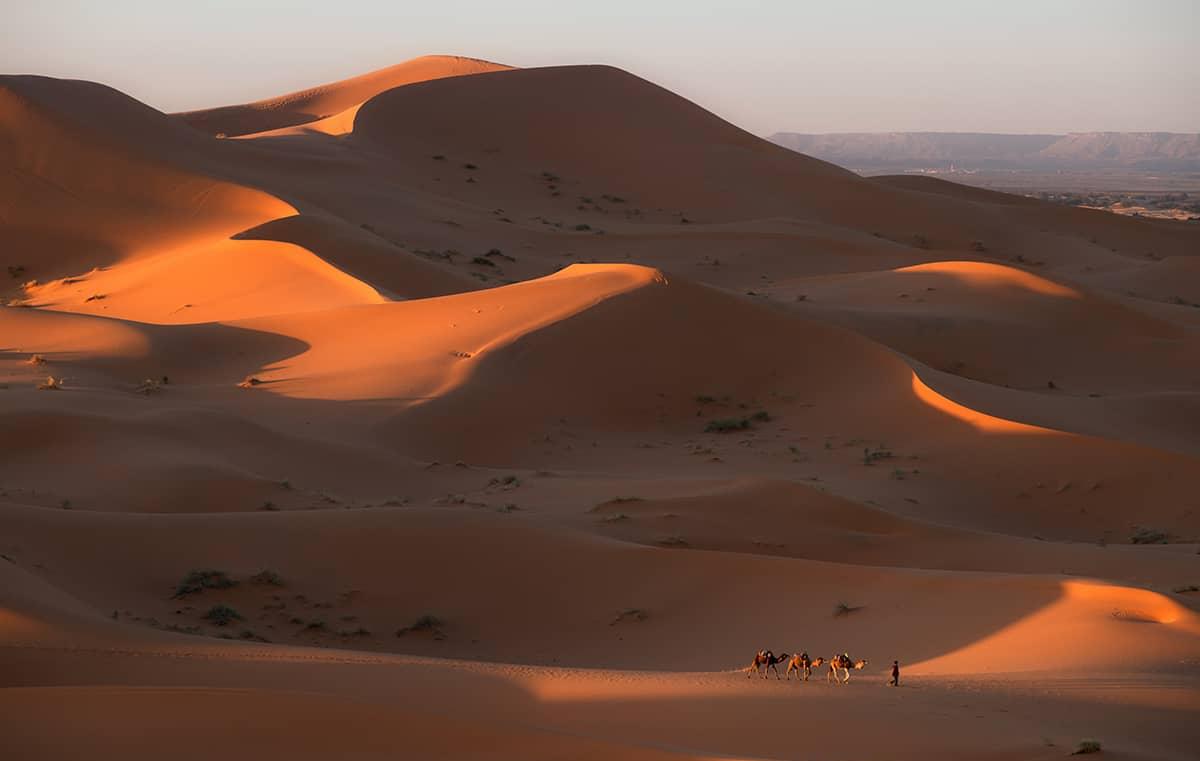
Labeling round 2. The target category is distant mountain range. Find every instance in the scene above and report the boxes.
[768,132,1200,171]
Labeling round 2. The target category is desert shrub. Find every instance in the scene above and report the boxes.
[27,354,46,365]
[705,417,750,433]
[204,604,242,626]
[750,410,770,422]
[833,602,863,617]
[574,223,592,231]
[472,256,496,267]
[1130,526,1169,544]
[174,569,236,598]
[657,535,689,547]
[1072,739,1102,754]
[249,570,284,586]
[611,608,648,624]
[462,163,477,170]
[397,614,445,639]
[862,446,894,465]
[411,614,441,630]
[970,240,987,252]
[37,376,62,391]
[432,154,446,161]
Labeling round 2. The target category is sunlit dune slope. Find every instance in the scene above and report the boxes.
[25,237,386,324]
[234,263,664,400]
[176,55,512,137]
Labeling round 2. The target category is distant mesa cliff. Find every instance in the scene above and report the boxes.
[769,131,1200,171]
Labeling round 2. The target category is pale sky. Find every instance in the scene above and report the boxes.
[3,0,1197,136]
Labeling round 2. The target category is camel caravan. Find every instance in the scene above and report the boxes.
[745,650,872,684]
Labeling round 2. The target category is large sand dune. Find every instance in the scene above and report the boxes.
[2,56,1199,760]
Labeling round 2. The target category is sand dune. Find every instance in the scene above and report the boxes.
[3,57,1198,760]
[177,55,511,137]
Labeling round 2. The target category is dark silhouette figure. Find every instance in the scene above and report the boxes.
[889,660,900,686]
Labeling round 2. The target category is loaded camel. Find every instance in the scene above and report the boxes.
[746,649,790,679]
[786,652,825,681]
[827,653,869,684]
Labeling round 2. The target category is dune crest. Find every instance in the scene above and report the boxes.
[177,55,512,137]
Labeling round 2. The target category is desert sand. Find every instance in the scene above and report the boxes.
[2,56,1199,760]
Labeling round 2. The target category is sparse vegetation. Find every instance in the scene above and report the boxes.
[862,445,894,465]
[706,417,750,433]
[173,569,236,598]
[471,256,496,267]
[1130,526,1169,544]
[37,376,62,391]
[27,354,46,365]
[611,608,648,625]
[1172,584,1199,593]
[396,614,446,639]
[135,378,162,395]
[7,265,26,278]
[237,376,263,389]
[657,535,689,548]
[204,604,243,626]
[834,602,864,617]
[574,223,592,231]
[249,570,284,586]
[1072,739,1102,755]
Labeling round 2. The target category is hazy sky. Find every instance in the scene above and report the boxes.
[4,0,1197,136]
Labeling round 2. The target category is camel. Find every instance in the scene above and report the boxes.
[786,652,825,681]
[746,649,790,679]
[827,653,869,684]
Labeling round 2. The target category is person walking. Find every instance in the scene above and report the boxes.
[889,660,900,687]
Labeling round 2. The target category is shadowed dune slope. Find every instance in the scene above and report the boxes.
[2,502,1196,674]
[176,55,512,137]
[351,65,907,223]
[782,260,1200,394]
[0,75,293,287]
